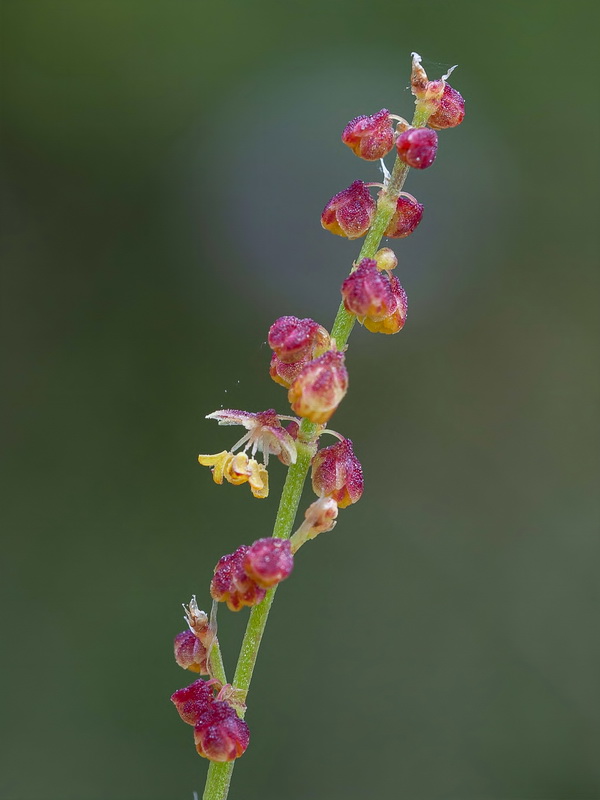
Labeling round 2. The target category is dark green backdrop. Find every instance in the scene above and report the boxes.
[2,1,598,798]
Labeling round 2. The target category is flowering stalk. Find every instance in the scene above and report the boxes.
[170,53,465,800]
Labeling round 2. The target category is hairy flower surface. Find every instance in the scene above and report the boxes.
[243,538,294,588]
[362,274,408,334]
[427,83,465,129]
[171,679,215,726]
[174,630,209,674]
[268,316,330,364]
[288,350,348,424]
[211,545,266,611]
[321,180,376,239]
[193,701,250,762]
[311,437,363,508]
[341,258,397,322]
[341,109,394,160]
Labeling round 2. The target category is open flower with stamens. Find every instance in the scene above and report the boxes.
[205,409,298,466]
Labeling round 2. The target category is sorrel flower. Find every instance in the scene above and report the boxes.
[193,701,250,762]
[410,52,465,129]
[171,679,215,725]
[172,680,250,762]
[384,194,424,238]
[311,437,364,508]
[288,350,348,424]
[290,496,339,553]
[341,109,395,160]
[321,180,376,239]
[342,259,408,335]
[211,539,294,611]
[341,258,397,322]
[268,316,330,364]
[198,409,300,499]
[396,127,438,169]
[205,409,298,466]
[243,538,294,588]
[172,54,465,791]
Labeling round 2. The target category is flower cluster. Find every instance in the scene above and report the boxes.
[171,680,250,762]
[211,537,294,611]
[173,54,464,776]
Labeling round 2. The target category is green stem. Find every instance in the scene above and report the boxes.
[202,99,430,800]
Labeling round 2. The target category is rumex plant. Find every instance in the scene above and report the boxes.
[171,53,465,800]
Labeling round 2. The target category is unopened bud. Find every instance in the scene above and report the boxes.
[384,195,423,239]
[363,274,408,335]
[193,701,250,762]
[290,496,339,553]
[373,247,398,271]
[396,127,438,169]
[288,351,348,424]
[321,181,376,239]
[341,109,394,161]
[311,437,363,508]
[341,259,397,322]
[243,538,294,588]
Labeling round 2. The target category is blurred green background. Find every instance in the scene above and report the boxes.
[2,1,599,798]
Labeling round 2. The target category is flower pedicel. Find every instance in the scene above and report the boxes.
[171,53,465,798]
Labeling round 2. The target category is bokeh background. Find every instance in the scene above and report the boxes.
[2,1,599,798]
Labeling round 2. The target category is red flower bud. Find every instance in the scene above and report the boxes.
[210,546,266,612]
[193,701,250,762]
[311,437,363,509]
[174,630,209,674]
[171,679,215,726]
[363,274,408,335]
[341,259,397,322]
[321,181,376,240]
[341,109,394,161]
[243,537,294,589]
[396,127,438,169]
[384,195,423,238]
[268,316,330,364]
[288,350,348,425]
[427,83,465,129]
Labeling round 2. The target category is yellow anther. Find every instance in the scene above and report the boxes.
[248,460,269,499]
[224,452,252,486]
[198,451,232,485]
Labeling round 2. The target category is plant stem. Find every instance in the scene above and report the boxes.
[202,100,430,800]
